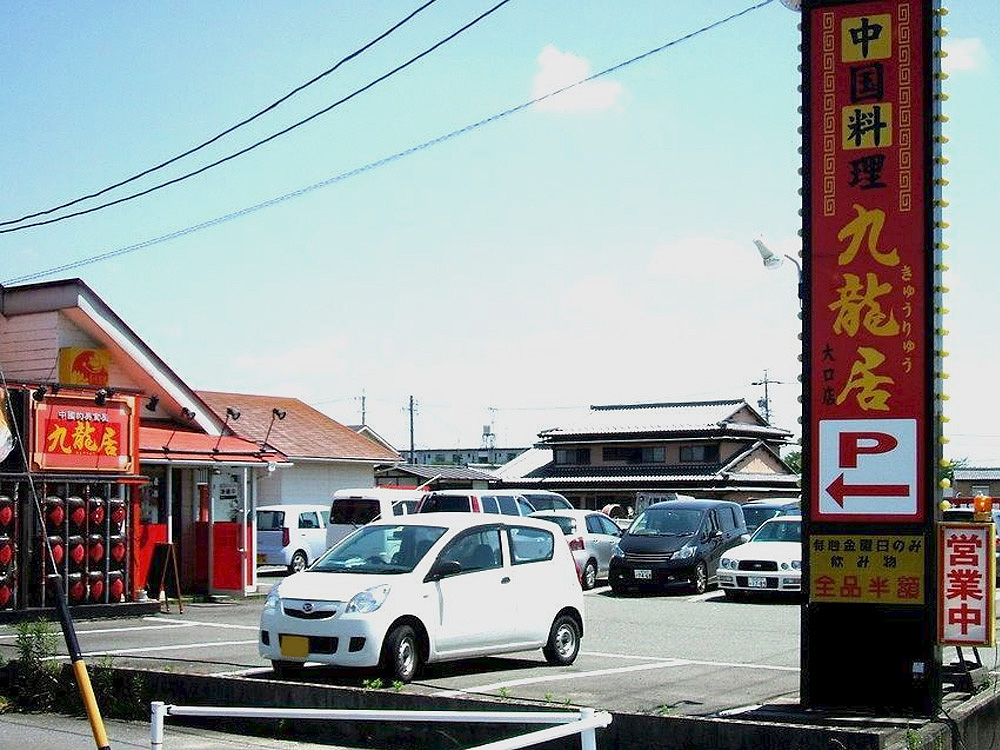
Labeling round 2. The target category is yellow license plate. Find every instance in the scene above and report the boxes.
[280,635,309,658]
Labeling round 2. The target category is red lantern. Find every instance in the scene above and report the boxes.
[109,575,124,601]
[0,500,12,528]
[0,540,12,567]
[0,579,12,607]
[88,537,105,564]
[110,538,126,564]
[110,502,126,527]
[70,505,87,528]
[46,500,65,529]
[69,538,86,567]
[47,539,62,567]
[89,501,105,527]
[69,575,86,602]
[89,575,104,602]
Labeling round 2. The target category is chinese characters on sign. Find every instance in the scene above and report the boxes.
[810,3,927,523]
[810,534,924,604]
[937,524,996,647]
[30,395,136,474]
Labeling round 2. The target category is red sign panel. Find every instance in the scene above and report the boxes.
[809,1,930,522]
[937,523,996,647]
[31,394,138,474]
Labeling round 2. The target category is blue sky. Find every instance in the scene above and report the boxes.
[2,1,996,460]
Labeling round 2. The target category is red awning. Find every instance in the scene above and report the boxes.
[139,425,287,465]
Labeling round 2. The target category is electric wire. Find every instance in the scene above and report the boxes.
[0,0,441,229]
[0,0,515,235]
[2,0,774,285]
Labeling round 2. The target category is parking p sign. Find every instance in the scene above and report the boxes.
[818,419,918,520]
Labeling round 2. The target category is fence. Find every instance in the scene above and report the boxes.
[150,702,613,750]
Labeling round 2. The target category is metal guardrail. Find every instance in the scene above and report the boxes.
[149,702,612,750]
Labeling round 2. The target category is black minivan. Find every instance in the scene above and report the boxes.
[608,498,748,595]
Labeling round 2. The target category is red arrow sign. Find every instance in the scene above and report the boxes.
[826,474,910,507]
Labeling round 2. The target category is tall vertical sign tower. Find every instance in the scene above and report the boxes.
[800,0,946,714]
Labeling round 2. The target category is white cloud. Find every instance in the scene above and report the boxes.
[943,38,988,73]
[531,44,623,113]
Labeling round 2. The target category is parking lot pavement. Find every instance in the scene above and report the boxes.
[0,710,355,750]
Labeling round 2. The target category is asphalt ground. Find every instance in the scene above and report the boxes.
[0,710,356,750]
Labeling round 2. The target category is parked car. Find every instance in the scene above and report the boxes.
[416,490,536,517]
[256,504,330,573]
[608,498,748,595]
[514,490,574,511]
[531,509,621,590]
[259,513,585,682]
[740,498,801,535]
[718,515,802,599]
[327,488,425,550]
[942,505,1000,582]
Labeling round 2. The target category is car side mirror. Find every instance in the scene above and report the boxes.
[425,559,461,582]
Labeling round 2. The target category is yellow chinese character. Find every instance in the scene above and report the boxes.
[837,204,899,267]
[829,272,900,337]
[99,425,119,457]
[46,425,72,454]
[836,346,894,411]
[72,421,100,452]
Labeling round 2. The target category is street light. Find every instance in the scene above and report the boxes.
[753,236,803,302]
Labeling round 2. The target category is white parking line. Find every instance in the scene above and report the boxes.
[432,655,799,698]
[0,621,196,641]
[149,616,259,631]
[41,639,259,661]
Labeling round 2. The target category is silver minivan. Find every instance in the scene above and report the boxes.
[256,504,330,573]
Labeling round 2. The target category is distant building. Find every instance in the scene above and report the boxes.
[375,463,498,491]
[495,399,799,512]
[408,446,528,471]
[952,468,1000,501]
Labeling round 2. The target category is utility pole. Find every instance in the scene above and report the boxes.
[408,395,416,465]
[360,389,366,427]
[752,370,786,424]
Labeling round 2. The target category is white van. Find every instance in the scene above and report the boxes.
[326,488,425,550]
[256,504,330,573]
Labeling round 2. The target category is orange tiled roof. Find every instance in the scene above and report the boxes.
[196,391,400,463]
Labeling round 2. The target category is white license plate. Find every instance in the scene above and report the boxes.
[634,569,652,580]
[747,576,768,588]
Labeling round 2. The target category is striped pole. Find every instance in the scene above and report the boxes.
[50,574,111,750]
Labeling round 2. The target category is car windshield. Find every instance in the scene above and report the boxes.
[257,510,284,530]
[742,507,781,531]
[751,519,801,543]
[313,524,446,574]
[539,515,576,535]
[629,507,703,536]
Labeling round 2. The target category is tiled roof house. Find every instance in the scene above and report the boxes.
[496,399,799,511]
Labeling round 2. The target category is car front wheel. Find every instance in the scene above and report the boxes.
[690,561,708,594]
[381,624,421,683]
[542,614,580,666]
[582,560,598,590]
[288,550,308,574]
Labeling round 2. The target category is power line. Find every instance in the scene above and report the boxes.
[2,0,774,285]
[0,0,441,229]
[0,0,514,235]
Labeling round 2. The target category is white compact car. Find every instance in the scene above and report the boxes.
[259,513,585,682]
[256,504,330,573]
[718,515,802,599]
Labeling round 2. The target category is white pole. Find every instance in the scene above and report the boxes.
[150,701,167,750]
[579,707,597,750]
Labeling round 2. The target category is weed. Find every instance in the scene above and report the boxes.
[10,619,61,711]
[544,693,553,703]
[362,677,385,690]
[392,680,404,692]
[498,687,510,700]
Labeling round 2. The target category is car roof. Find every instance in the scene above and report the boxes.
[761,514,802,523]
[257,504,328,514]
[530,509,606,519]
[744,498,800,507]
[645,498,739,510]
[368,511,556,532]
[423,489,523,496]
